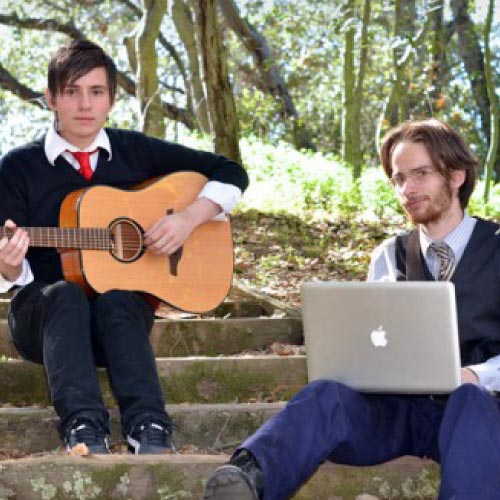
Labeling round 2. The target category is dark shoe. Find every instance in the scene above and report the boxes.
[203,449,263,500]
[65,418,110,454]
[127,418,174,454]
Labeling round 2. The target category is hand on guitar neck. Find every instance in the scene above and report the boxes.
[0,219,29,282]
[144,197,222,256]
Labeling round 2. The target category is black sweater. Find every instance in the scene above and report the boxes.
[0,128,248,283]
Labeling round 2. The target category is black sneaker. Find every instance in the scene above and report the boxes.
[203,449,263,500]
[126,418,174,454]
[65,418,110,454]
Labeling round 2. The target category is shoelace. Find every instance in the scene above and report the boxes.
[71,420,105,445]
[137,422,170,446]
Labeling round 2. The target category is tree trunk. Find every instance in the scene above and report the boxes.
[352,0,371,178]
[171,0,210,133]
[392,0,415,121]
[135,0,168,138]
[192,0,241,163]
[428,0,445,103]
[218,0,315,151]
[450,0,490,141]
[342,0,356,171]
[482,0,499,202]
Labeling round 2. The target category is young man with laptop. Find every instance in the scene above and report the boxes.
[203,119,500,500]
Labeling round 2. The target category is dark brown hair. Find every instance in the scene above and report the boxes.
[380,119,478,209]
[47,40,117,103]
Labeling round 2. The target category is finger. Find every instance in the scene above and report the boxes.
[163,237,184,256]
[4,219,17,229]
[3,231,29,263]
[145,223,175,246]
[0,236,9,252]
[146,233,171,253]
[6,228,23,248]
[145,218,164,236]
[145,216,171,238]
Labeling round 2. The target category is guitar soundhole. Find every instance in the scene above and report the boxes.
[109,218,144,263]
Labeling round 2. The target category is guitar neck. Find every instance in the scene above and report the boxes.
[0,227,112,250]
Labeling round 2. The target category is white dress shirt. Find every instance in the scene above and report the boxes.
[367,213,500,391]
[0,126,242,292]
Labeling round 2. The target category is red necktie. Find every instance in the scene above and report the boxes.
[70,150,97,180]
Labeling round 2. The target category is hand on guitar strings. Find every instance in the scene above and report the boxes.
[144,211,196,256]
[143,197,222,256]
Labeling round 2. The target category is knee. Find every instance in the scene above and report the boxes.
[449,383,489,404]
[290,379,357,411]
[42,281,88,311]
[450,383,488,399]
[94,290,148,315]
[93,290,153,329]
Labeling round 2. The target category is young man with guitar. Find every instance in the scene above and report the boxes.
[0,40,248,454]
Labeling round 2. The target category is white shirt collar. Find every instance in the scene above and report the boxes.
[44,123,112,165]
[419,211,476,260]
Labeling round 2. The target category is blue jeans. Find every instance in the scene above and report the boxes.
[8,280,171,436]
[241,379,500,500]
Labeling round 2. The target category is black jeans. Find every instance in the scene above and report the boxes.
[8,280,171,437]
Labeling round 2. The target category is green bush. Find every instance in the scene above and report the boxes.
[179,131,499,223]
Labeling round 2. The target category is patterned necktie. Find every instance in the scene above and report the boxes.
[430,241,455,281]
[69,150,97,180]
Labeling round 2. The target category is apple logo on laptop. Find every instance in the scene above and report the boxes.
[370,326,388,347]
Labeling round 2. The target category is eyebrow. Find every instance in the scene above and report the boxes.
[393,165,434,174]
[64,84,108,90]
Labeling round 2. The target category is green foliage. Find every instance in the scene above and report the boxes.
[0,0,498,182]
[183,131,499,224]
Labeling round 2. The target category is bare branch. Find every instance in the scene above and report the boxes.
[0,63,45,108]
[0,13,83,39]
[0,10,195,130]
[117,0,188,82]
[162,101,195,130]
[72,0,106,6]
[118,0,142,16]
[218,0,297,119]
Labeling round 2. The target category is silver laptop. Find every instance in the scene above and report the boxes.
[301,281,461,393]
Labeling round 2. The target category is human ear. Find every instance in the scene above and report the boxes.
[44,88,57,111]
[451,169,466,189]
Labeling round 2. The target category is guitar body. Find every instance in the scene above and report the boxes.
[59,172,233,313]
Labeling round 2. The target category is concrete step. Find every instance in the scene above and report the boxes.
[212,299,269,318]
[0,297,274,320]
[0,317,303,359]
[0,403,284,453]
[0,454,440,500]
[0,355,307,406]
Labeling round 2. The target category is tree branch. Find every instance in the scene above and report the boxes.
[0,11,195,130]
[0,63,45,108]
[117,0,188,83]
[0,13,83,39]
[218,0,297,118]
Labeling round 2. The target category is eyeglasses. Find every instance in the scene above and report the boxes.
[390,167,438,188]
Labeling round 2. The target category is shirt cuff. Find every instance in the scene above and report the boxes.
[0,260,34,293]
[198,181,242,221]
[467,360,500,392]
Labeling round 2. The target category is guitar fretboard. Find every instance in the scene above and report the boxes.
[0,227,112,250]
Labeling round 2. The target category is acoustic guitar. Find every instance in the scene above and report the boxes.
[0,172,233,313]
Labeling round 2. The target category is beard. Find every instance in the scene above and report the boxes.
[403,180,454,225]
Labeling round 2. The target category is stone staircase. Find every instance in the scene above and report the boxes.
[0,284,439,500]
